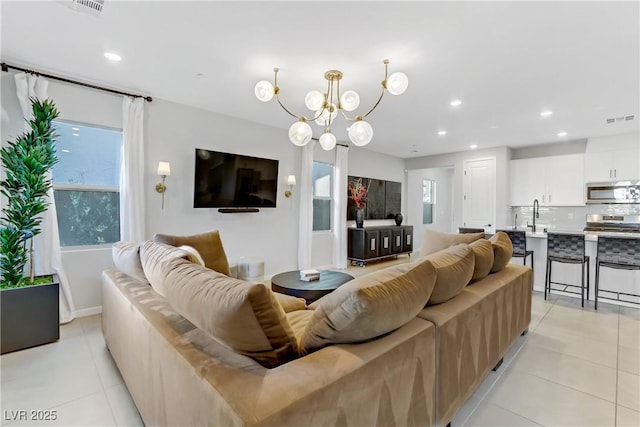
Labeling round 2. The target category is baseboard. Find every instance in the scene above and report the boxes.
[75,306,102,318]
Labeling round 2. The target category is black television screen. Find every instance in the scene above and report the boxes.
[194,149,279,208]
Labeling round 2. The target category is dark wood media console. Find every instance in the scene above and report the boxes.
[347,225,413,266]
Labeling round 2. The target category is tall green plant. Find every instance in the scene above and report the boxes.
[0,98,59,288]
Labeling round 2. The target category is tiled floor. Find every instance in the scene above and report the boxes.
[1,266,638,426]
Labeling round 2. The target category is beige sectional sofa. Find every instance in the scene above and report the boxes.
[102,230,531,427]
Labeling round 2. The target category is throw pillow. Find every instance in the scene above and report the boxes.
[177,245,206,267]
[298,257,437,354]
[154,230,231,276]
[139,241,189,297]
[468,239,494,282]
[111,241,148,283]
[489,231,513,273]
[162,257,298,368]
[420,229,484,256]
[425,244,475,305]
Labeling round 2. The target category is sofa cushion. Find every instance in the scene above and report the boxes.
[154,230,231,276]
[425,244,475,305]
[139,241,189,296]
[489,231,513,273]
[162,257,298,368]
[273,292,307,313]
[468,239,494,282]
[112,241,147,283]
[420,229,484,256]
[297,257,437,354]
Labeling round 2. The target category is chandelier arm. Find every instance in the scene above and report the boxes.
[361,88,387,119]
[275,94,302,120]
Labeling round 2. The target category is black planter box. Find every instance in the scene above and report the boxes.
[1,278,59,354]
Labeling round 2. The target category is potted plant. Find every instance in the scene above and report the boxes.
[0,98,60,354]
[348,177,368,228]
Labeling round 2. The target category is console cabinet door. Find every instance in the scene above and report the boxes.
[379,229,392,256]
[364,230,380,259]
[402,226,413,253]
[391,228,404,254]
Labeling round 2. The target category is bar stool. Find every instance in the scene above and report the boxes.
[458,227,484,234]
[497,229,534,271]
[545,232,590,307]
[595,235,640,310]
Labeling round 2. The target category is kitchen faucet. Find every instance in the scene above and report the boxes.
[527,199,540,232]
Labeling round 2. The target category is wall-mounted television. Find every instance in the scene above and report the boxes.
[194,149,279,208]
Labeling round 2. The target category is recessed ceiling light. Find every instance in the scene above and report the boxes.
[71,127,79,131]
[540,110,553,117]
[437,130,447,136]
[72,133,79,137]
[489,125,498,129]
[61,149,71,153]
[469,144,478,149]
[557,131,568,137]
[104,52,122,62]
[450,99,462,107]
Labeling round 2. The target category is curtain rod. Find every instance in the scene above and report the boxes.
[1,62,152,102]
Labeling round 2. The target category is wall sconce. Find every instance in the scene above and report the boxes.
[156,161,171,209]
[285,174,296,198]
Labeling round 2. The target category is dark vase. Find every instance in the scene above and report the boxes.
[355,209,364,228]
[395,213,403,226]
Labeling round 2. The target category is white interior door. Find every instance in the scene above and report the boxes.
[463,157,496,233]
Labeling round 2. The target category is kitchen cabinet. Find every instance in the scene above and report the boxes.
[585,148,639,182]
[509,154,584,206]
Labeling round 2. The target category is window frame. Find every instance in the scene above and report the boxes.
[52,119,122,249]
[312,161,333,233]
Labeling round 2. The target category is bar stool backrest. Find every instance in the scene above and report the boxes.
[498,230,526,255]
[547,233,585,261]
[458,227,484,234]
[597,236,640,267]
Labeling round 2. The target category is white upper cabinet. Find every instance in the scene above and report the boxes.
[585,133,640,182]
[509,153,585,206]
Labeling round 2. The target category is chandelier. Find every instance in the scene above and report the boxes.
[254,59,408,150]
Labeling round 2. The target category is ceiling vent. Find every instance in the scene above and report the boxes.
[58,0,104,16]
[606,115,635,124]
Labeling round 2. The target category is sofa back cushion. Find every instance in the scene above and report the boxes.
[162,257,297,368]
[298,257,437,354]
[489,231,513,273]
[468,239,494,282]
[139,241,190,296]
[112,241,148,283]
[425,244,475,305]
[154,230,231,276]
[420,229,484,256]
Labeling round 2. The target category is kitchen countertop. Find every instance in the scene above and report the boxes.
[499,228,640,242]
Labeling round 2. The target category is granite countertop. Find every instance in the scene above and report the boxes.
[499,227,640,242]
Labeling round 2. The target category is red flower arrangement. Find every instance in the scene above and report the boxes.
[348,178,368,209]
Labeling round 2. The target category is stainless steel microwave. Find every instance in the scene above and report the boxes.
[586,182,640,204]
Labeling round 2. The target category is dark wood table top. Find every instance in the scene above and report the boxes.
[271,270,354,303]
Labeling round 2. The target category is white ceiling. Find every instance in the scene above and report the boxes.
[1,1,638,158]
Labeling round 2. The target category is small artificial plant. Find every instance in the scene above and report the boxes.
[348,177,368,210]
[0,98,59,289]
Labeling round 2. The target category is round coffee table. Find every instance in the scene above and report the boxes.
[271,270,354,303]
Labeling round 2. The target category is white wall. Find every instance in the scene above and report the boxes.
[405,146,511,232]
[407,167,454,253]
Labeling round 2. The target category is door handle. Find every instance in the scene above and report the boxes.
[484,224,492,227]
[549,194,551,203]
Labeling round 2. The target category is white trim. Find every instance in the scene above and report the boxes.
[74,306,102,318]
[53,184,119,192]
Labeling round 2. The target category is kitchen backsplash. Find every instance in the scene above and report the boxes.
[507,204,640,231]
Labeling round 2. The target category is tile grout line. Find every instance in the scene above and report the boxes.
[614,304,620,427]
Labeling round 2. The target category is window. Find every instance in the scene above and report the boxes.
[52,121,122,246]
[312,162,333,231]
[422,179,436,224]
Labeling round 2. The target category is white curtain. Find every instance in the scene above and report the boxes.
[298,140,315,269]
[120,97,146,242]
[332,145,349,269]
[14,73,76,324]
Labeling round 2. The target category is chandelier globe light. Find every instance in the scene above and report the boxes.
[254,59,408,150]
